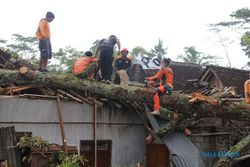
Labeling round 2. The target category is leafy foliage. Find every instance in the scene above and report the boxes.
[50,151,87,167]
[131,46,148,57]
[177,46,218,66]
[6,34,38,60]
[17,134,50,151]
[50,46,83,72]
[211,8,250,66]
[17,134,50,162]
[149,39,167,60]
[89,39,100,53]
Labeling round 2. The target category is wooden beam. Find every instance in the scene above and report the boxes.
[56,95,68,154]
[93,100,97,167]
[19,94,56,99]
[57,89,83,103]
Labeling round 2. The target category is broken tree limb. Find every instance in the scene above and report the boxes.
[213,134,250,167]
[0,68,250,123]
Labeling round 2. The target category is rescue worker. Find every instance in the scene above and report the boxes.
[146,58,173,115]
[114,48,132,86]
[94,35,121,84]
[72,51,98,79]
[36,11,55,72]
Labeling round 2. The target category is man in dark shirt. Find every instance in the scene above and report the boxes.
[115,48,132,86]
[94,35,121,84]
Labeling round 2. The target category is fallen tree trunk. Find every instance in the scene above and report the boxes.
[213,134,250,167]
[0,68,250,123]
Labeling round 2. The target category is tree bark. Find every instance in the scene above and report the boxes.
[0,68,250,123]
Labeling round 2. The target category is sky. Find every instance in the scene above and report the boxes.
[0,0,249,69]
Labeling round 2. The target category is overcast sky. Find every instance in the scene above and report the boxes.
[0,0,249,68]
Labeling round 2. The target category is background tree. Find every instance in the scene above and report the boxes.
[130,46,148,63]
[0,34,39,63]
[210,8,250,66]
[209,28,233,67]
[177,46,218,67]
[50,46,83,72]
[149,39,167,60]
[6,34,38,60]
[89,39,100,53]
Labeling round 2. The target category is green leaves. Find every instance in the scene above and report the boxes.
[17,134,50,151]
[51,151,87,167]
[50,46,83,72]
[177,46,218,66]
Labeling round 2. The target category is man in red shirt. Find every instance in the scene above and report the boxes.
[72,51,98,79]
[146,58,173,115]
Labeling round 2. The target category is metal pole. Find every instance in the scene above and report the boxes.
[93,100,97,167]
[56,94,68,154]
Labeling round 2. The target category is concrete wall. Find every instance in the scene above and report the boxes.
[0,96,146,166]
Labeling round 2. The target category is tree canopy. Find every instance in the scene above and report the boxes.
[211,8,250,66]
[177,46,218,66]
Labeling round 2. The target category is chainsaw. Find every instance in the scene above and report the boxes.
[144,79,155,88]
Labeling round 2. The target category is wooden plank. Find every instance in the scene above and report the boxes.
[19,94,57,99]
[57,89,83,103]
[56,95,68,154]
[93,100,97,167]
[4,84,41,95]
[68,90,93,105]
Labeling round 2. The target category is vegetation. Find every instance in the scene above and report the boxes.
[17,134,50,162]
[211,7,250,66]
[17,135,86,167]
[50,151,86,167]
[148,39,168,60]
[177,46,218,66]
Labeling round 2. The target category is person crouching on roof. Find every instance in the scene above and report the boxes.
[115,48,132,86]
[72,51,98,80]
[146,58,173,115]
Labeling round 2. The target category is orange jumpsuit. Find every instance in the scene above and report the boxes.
[147,67,174,111]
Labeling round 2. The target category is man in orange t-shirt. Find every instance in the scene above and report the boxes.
[146,58,173,115]
[36,11,55,72]
[72,51,98,79]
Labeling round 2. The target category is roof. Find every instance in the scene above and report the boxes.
[200,65,250,96]
[129,62,203,90]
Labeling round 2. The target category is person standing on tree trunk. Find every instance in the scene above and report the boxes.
[114,48,132,86]
[36,11,55,72]
[94,35,121,84]
[146,58,173,115]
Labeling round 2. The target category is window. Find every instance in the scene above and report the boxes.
[80,140,112,167]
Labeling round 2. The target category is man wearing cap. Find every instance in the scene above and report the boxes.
[94,35,121,84]
[36,11,55,72]
[115,48,132,86]
[72,51,98,79]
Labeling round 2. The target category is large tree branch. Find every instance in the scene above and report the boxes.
[213,134,250,167]
[0,68,250,125]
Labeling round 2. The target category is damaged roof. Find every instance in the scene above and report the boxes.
[200,65,250,96]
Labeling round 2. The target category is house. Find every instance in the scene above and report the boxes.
[0,96,147,167]
[183,65,250,97]
[199,65,249,96]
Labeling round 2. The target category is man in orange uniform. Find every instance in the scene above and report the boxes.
[146,58,173,115]
[36,12,55,72]
[72,51,98,79]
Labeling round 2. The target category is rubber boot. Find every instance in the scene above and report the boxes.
[152,93,160,115]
